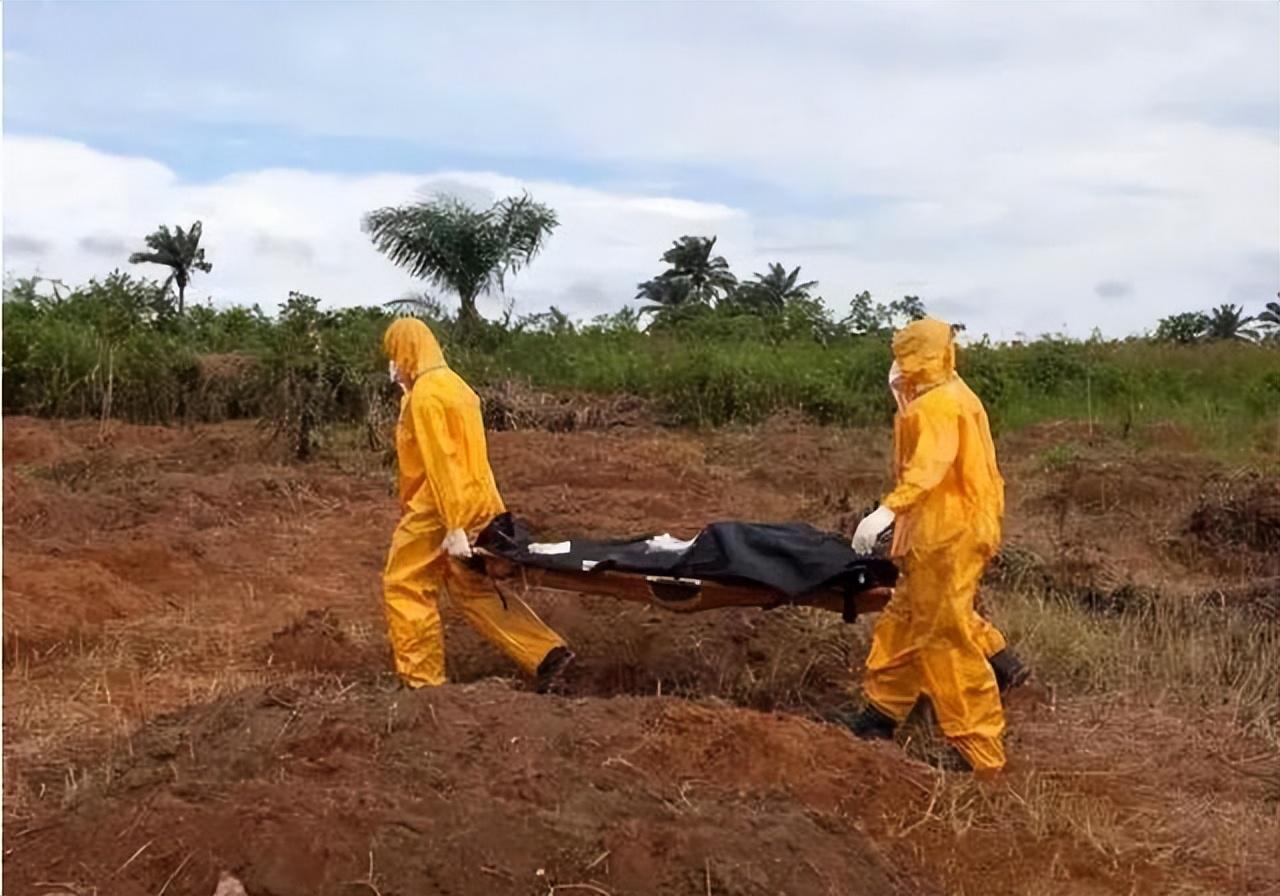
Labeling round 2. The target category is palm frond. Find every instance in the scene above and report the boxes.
[127,220,210,312]
[363,194,557,318]
[1258,301,1280,328]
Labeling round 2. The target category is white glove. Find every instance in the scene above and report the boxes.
[442,528,472,559]
[851,505,896,554]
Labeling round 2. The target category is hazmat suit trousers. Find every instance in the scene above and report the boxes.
[972,613,1006,658]
[383,512,565,688]
[864,547,1006,772]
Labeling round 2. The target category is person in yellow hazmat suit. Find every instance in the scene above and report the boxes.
[881,360,1029,696]
[845,317,1013,774]
[381,317,573,690]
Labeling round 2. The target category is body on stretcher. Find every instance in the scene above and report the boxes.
[468,514,898,622]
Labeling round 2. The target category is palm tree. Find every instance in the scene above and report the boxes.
[383,291,448,320]
[1203,303,1258,342]
[734,263,818,312]
[653,236,737,305]
[1259,297,1280,330]
[128,221,212,315]
[635,275,695,316]
[363,193,558,326]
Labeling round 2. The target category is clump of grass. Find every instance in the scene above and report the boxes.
[991,588,1280,745]
[712,607,867,713]
[1038,440,1082,472]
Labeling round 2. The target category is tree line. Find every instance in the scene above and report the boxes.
[22,188,1280,346]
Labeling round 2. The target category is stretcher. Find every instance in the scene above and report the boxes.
[474,548,893,618]
[470,514,897,622]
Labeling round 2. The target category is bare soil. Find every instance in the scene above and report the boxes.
[3,416,1277,895]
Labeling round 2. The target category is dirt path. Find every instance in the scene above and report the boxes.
[3,417,1276,895]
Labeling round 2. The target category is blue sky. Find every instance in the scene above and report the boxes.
[4,1,1278,337]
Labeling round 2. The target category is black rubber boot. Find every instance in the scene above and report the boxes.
[834,704,897,740]
[989,648,1030,694]
[535,646,575,694]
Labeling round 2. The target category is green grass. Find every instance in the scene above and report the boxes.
[452,331,1280,446]
[4,277,1279,456]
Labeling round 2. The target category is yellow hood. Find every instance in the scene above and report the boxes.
[891,318,956,390]
[383,318,446,380]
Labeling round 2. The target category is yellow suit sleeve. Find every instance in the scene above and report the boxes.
[409,392,469,532]
[882,398,959,515]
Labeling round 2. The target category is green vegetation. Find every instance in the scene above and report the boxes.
[5,271,1278,452]
[1155,301,1275,345]
[4,213,1278,456]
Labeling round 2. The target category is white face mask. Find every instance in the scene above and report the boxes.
[888,361,908,412]
[389,360,409,394]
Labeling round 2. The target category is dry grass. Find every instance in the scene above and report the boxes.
[992,587,1280,747]
[706,606,866,711]
[702,577,1280,893]
[884,748,1279,894]
[1,592,388,824]
[644,573,1279,744]
[6,414,1278,895]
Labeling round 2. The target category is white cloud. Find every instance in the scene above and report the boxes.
[4,4,1277,337]
[1,137,750,321]
[4,135,1277,338]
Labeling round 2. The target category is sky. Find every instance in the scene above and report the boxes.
[3,1,1277,338]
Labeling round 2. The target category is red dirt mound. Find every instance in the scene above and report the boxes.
[481,380,654,432]
[6,418,1276,896]
[1187,475,1280,554]
[263,608,369,672]
[1031,460,1200,516]
[5,679,930,896]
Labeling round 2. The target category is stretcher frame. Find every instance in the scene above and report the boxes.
[471,548,893,620]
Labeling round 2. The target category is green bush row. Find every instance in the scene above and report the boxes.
[4,274,1278,447]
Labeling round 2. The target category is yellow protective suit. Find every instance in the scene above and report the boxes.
[863,318,1008,773]
[891,360,1007,662]
[382,318,566,687]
